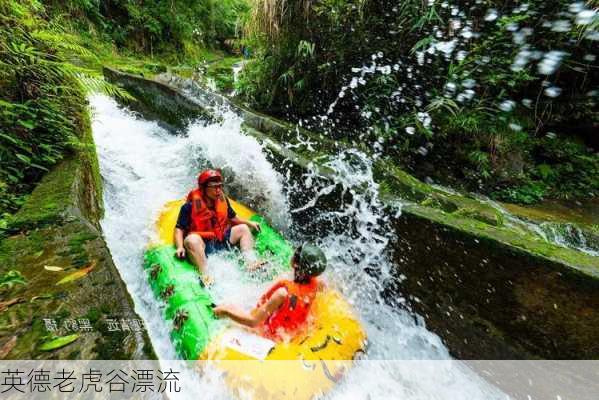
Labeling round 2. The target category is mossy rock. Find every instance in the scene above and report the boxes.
[142,62,167,74]
[375,161,434,203]
[453,206,504,227]
[0,204,155,359]
[0,109,155,360]
[420,194,459,213]
[103,67,214,131]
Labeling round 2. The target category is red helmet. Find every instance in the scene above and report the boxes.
[198,169,223,187]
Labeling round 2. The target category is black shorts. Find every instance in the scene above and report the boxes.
[204,228,232,256]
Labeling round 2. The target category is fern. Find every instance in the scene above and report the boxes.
[32,29,97,60]
[426,97,460,116]
[75,74,135,101]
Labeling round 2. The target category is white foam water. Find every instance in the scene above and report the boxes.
[90,94,503,399]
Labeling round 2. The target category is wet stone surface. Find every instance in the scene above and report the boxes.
[0,132,155,359]
[0,221,152,359]
[389,211,599,359]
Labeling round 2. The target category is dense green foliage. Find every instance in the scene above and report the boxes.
[0,1,89,230]
[1,0,595,224]
[237,0,599,203]
[0,0,247,232]
[45,0,249,57]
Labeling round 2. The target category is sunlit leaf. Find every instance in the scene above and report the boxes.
[17,120,35,129]
[30,294,54,302]
[38,334,79,351]
[55,261,95,285]
[30,163,49,171]
[15,153,31,163]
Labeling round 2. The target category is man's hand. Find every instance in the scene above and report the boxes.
[175,247,186,259]
[247,221,261,233]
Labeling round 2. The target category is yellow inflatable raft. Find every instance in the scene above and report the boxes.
[151,198,367,399]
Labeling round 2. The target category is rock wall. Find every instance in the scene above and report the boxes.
[103,67,599,359]
[0,110,155,360]
[391,211,599,359]
[103,67,213,132]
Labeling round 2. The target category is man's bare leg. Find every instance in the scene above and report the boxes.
[229,225,262,269]
[184,234,209,275]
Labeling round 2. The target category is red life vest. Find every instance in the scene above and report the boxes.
[186,188,230,242]
[258,277,318,340]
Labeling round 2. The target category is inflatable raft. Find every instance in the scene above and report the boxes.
[144,198,366,399]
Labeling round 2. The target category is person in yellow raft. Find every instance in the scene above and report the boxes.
[214,243,327,340]
[174,169,261,284]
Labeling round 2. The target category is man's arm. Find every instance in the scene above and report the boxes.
[231,216,261,232]
[225,197,260,232]
[175,203,191,258]
[175,228,185,258]
[214,287,287,328]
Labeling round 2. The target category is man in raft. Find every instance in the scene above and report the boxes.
[213,243,327,340]
[174,169,261,283]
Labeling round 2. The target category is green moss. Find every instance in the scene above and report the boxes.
[453,207,504,227]
[405,203,599,277]
[203,56,242,92]
[93,321,131,360]
[8,159,77,232]
[78,110,104,222]
[67,231,99,265]
[104,67,213,130]
[241,125,335,177]
[420,194,459,213]
[100,303,112,314]
[7,106,103,233]
[371,158,599,276]
[375,161,433,202]
[84,308,101,324]
[0,104,154,359]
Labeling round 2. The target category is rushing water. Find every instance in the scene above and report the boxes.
[91,94,503,399]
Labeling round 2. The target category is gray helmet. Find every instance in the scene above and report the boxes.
[294,243,327,277]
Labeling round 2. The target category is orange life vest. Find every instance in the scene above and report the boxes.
[258,277,318,340]
[186,188,231,242]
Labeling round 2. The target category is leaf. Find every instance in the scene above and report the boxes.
[17,120,35,130]
[38,334,79,351]
[0,270,27,289]
[55,261,95,285]
[44,265,63,272]
[33,250,44,258]
[0,336,17,359]
[0,132,20,145]
[30,163,49,171]
[31,294,54,302]
[15,153,31,163]
[537,164,553,180]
